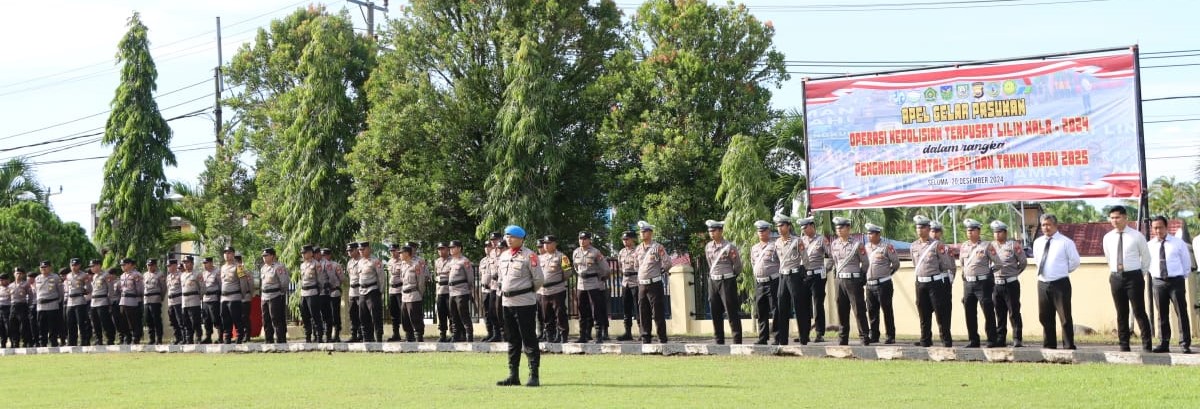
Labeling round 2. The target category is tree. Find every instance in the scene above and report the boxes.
[0,202,99,273]
[0,158,46,208]
[194,136,261,256]
[94,12,177,265]
[599,0,788,255]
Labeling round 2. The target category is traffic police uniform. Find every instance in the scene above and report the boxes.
[959,219,1000,348]
[863,223,899,344]
[910,216,956,347]
[704,220,743,345]
[799,218,831,342]
[830,217,870,345]
[750,220,780,345]
[773,215,809,345]
[496,225,543,387]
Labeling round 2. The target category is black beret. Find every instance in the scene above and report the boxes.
[621,231,637,239]
[222,246,236,253]
[436,241,448,249]
[448,240,463,248]
[578,231,593,240]
[262,248,277,256]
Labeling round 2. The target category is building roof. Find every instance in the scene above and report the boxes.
[1038,220,1188,257]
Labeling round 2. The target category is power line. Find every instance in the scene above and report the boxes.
[618,0,1110,12]
[1144,95,1200,102]
[2,107,211,161]
[19,145,218,168]
[1146,118,1200,124]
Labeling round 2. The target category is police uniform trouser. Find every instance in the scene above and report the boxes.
[357,290,383,342]
[620,284,638,331]
[578,288,609,336]
[388,293,403,336]
[1110,270,1152,348]
[1037,277,1073,349]
[66,304,91,346]
[708,277,742,343]
[400,301,424,339]
[436,293,451,335]
[963,278,997,345]
[992,280,1022,344]
[807,273,828,338]
[836,277,869,342]
[240,301,252,341]
[538,291,567,341]
[503,304,540,372]
[864,280,895,342]
[776,271,811,344]
[122,304,143,343]
[9,304,31,347]
[349,295,361,339]
[450,294,473,340]
[915,278,952,346]
[1153,277,1192,348]
[325,295,341,339]
[202,301,221,340]
[144,302,164,343]
[167,302,183,342]
[91,305,115,344]
[220,300,242,341]
[637,282,668,342]
[262,296,288,342]
[754,277,779,344]
[0,305,9,347]
[482,291,499,336]
[184,306,203,343]
[300,295,324,340]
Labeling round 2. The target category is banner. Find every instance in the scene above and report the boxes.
[803,52,1140,210]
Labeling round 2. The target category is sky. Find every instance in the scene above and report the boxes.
[0,0,1197,238]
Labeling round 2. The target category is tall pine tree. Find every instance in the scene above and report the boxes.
[95,12,177,265]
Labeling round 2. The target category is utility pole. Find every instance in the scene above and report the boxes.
[347,0,387,40]
[214,16,224,147]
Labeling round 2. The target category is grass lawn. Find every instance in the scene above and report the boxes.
[7,352,1198,408]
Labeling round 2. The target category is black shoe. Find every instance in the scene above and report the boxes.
[862,339,871,346]
[1013,341,1023,348]
[617,333,634,341]
[1152,345,1170,353]
[814,335,825,343]
[387,335,401,342]
[715,339,725,345]
[1183,346,1192,354]
[754,340,768,345]
[985,341,1001,348]
[793,337,801,343]
[497,366,521,386]
[526,362,540,387]
[438,334,451,343]
[641,337,652,344]
[1119,344,1131,352]
[966,341,981,348]
[1065,344,1077,350]
[837,339,848,346]
[884,338,895,345]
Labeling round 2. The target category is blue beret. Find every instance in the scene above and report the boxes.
[503,225,526,239]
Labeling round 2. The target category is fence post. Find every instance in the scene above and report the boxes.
[668,264,695,336]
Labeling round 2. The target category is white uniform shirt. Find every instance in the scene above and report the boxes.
[1032,232,1080,282]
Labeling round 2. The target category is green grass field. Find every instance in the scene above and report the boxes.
[7,353,1198,408]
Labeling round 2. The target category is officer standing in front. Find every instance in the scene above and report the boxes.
[88,261,117,345]
[261,247,290,343]
[34,261,63,347]
[750,220,781,345]
[1101,205,1153,352]
[863,222,899,344]
[959,219,999,348]
[8,268,33,347]
[447,240,475,342]
[911,215,955,347]
[636,221,670,344]
[1147,215,1192,354]
[704,220,743,345]
[496,225,544,387]
[357,241,386,342]
[773,215,808,345]
[830,217,870,346]
[320,248,343,342]
[346,242,363,342]
[799,217,831,343]
[616,230,640,341]
[433,242,454,342]
[64,258,93,346]
[989,221,1026,347]
[117,258,143,345]
[396,245,426,342]
[142,259,167,345]
[1033,214,1080,349]
[574,231,612,343]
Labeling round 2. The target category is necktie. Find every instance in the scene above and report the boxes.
[1159,241,1168,280]
[1038,236,1052,277]
[1116,231,1124,272]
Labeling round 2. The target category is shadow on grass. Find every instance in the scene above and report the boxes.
[541,383,735,389]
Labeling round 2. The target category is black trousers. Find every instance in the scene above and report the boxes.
[240,301,252,341]
[357,291,383,342]
[776,272,811,345]
[65,305,91,346]
[1037,277,1074,349]
[9,304,32,347]
[262,296,287,342]
[121,304,143,343]
[620,285,639,330]
[219,300,244,341]
[708,277,742,343]
[578,288,609,334]
[538,292,567,341]
[836,278,869,341]
[963,279,997,345]
[915,278,952,346]
[807,273,828,337]
[638,282,668,342]
[864,280,895,342]
[451,294,473,340]
[992,280,1022,344]
[388,293,404,335]
[37,307,62,346]
[90,305,115,345]
[144,302,163,343]
[349,295,361,339]
[436,293,451,335]
[202,301,221,340]
[300,295,325,340]
[400,300,424,339]
[754,277,779,344]
[325,296,341,339]
[535,294,544,336]
[167,304,183,343]
[482,291,500,336]
[1153,277,1191,347]
[0,305,8,347]
[1110,271,1152,347]
[183,306,203,343]
[503,304,540,371]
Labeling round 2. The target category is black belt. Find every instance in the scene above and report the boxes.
[204,290,220,296]
[580,273,598,279]
[123,294,142,298]
[402,287,419,294]
[438,280,450,285]
[622,271,637,276]
[503,287,534,297]
[69,292,85,297]
[390,283,403,288]
[350,284,361,288]
[450,279,468,286]
[543,279,564,287]
[145,292,161,296]
[183,291,199,296]
[302,285,319,290]
[168,293,182,298]
[221,291,241,296]
[263,288,281,294]
[38,298,60,303]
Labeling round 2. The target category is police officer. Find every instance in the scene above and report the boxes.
[446,240,475,342]
[862,223,899,344]
[704,220,743,345]
[261,247,290,343]
[298,245,325,343]
[64,258,92,346]
[218,247,246,344]
[142,259,168,345]
[0,273,10,348]
[616,230,640,341]
[200,256,222,344]
[799,217,831,343]
[911,215,955,347]
[750,220,780,345]
[89,262,117,345]
[960,219,1000,348]
[386,243,406,341]
[635,221,670,344]
[357,241,385,342]
[33,262,63,347]
[773,215,809,345]
[930,221,955,321]
[165,259,184,344]
[395,245,426,342]
[574,231,612,343]
[234,254,253,344]
[319,248,343,342]
[496,225,543,387]
[534,238,547,342]
[537,236,570,343]
[180,256,203,344]
[116,258,143,344]
[346,242,363,342]
[480,234,504,342]
[8,268,33,347]
[830,217,870,346]
[433,241,454,342]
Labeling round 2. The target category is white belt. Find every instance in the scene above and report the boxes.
[638,276,663,285]
[866,276,892,286]
[711,273,737,281]
[780,268,803,276]
[994,276,1019,284]
[808,268,826,277]
[755,274,780,283]
[916,273,949,283]
[964,274,992,282]
[836,272,862,279]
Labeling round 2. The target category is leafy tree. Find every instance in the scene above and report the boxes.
[0,158,46,208]
[0,202,99,273]
[94,12,177,265]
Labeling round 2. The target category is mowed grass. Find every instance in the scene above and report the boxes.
[6,352,1198,408]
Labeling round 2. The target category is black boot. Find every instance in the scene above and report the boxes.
[497,364,521,386]
[617,323,634,341]
[595,328,606,344]
[576,329,591,344]
[438,331,450,343]
[526,358,540,387]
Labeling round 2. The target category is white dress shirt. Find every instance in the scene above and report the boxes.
[1033,232,1080,282]
[1150,235,1193,278]
[1102,226,1150,273]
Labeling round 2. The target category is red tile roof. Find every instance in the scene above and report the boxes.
[1045,220,1187,257]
